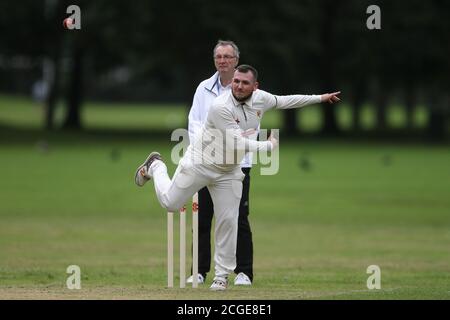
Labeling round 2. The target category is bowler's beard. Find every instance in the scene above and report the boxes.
[232,91,253,102]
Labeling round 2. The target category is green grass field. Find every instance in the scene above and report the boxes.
[0,94,430,132]
[0,95,449,299]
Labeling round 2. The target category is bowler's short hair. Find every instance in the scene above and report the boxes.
[236,64,258,82]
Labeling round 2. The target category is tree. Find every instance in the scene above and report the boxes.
[313,0,340,136]
[43,0,66,130]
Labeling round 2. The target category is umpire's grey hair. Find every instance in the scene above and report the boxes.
[213,40,240,59]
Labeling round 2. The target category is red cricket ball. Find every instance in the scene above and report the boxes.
[63,18,74,29]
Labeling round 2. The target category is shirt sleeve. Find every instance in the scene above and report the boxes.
[258,89,321,111]
[209,104,273,152]
[273,94,322,109]
[187,87,204,144]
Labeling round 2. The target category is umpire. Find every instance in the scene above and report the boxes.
[187,40,253,286]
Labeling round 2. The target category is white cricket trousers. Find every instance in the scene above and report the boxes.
[149,157,244,280]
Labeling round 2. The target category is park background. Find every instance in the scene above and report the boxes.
[0,0,449,299]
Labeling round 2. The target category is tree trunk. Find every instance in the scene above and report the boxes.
[283,109,297,136]
[44,57,59,130]
[351,80,366,131]
[376,95,387,131]
[319,0,338,136]
[375,82,388,131]
[427,92,447,142]
[63,47,84,130]
[44,0,63,130]
[404,81,415,130]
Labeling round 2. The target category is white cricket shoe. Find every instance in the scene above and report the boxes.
[210,278,228,291]
[186,274,205,284]
[134,152,162,187]
[234,272,252,286]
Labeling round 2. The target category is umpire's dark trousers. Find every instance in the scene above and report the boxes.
[195,167,253,281]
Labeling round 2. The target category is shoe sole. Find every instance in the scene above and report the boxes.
[210,287,227,291]
[134,151,161,186]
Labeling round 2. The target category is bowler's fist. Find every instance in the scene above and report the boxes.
[268,133,278,150]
